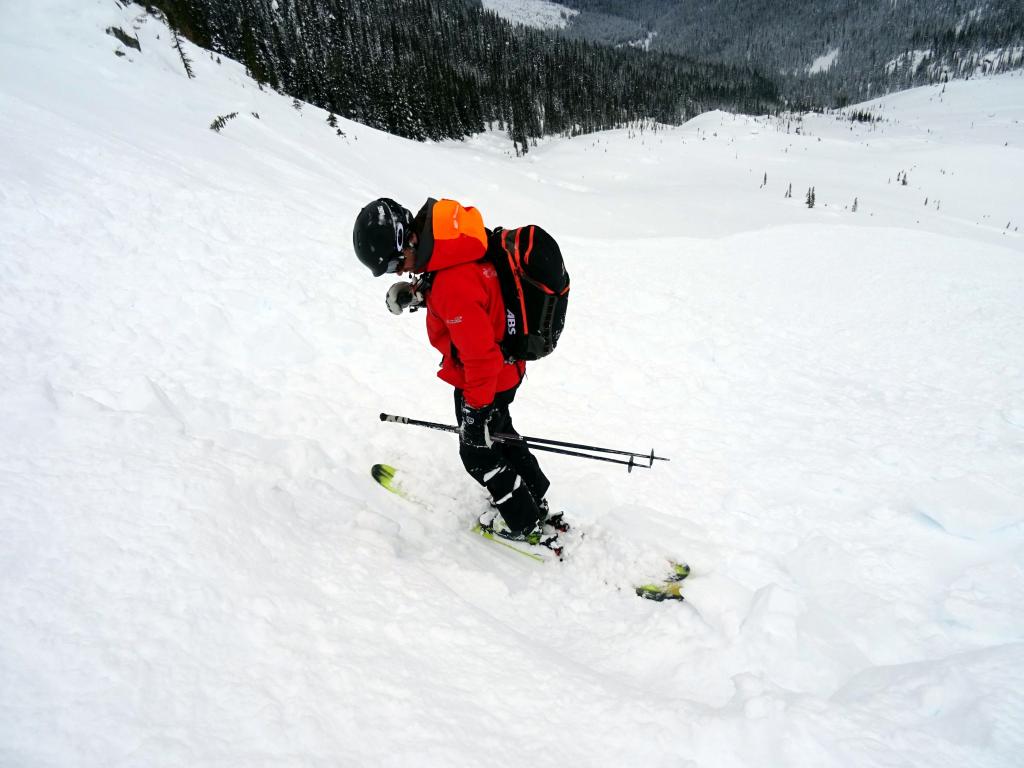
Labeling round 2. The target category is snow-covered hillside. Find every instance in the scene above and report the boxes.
[809,47,840,73]
[2,1,1023,766]
[480,0,578,30]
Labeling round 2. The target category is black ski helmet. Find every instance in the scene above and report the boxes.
[353,197,414,277]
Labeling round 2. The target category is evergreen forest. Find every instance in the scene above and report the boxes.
[561,0,1024,107]
[148,0,779,151]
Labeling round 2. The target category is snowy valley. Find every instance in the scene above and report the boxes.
[1,1,1023,766]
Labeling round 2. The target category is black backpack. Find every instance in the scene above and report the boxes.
[487,225,569,361]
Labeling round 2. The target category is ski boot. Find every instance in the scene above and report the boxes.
[538,499,570,534]
[478,509,563,556]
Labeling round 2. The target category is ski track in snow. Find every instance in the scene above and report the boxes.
[2,2,1024,766]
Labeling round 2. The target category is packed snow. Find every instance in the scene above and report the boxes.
[2,1,1023,767]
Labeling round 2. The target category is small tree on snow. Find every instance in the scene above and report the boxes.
[171,29,194,79]
[292,98,302,111]
[210,112,238,132]
[806,187,816,208]
[785,183,792,199]
[852,197,858,212]
[327,113,338,128]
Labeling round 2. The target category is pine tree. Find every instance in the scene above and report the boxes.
[852,196,858,212]
[171,29,194,79]
[209,112,238,132]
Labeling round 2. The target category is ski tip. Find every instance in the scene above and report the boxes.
[669,561,691,581]
[371,463,396,485]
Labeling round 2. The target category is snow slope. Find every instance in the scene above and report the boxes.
[810,47,839,73]
[2,1,1024,766]
[480,0,578,30]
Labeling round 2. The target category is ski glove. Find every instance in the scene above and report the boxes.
[385,281,424,315]
[459,402,494,449]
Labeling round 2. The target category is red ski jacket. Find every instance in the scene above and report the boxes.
[417,199,525,408]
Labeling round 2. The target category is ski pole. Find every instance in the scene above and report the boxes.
[380,412,669,462]
[491,430,669,463]
[379,413,668,471]
[381,414,642,468]
[380,413,647,470]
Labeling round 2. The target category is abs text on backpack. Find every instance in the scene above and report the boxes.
[487,225,569,361]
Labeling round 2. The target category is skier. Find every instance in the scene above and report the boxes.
[353,197,564,544]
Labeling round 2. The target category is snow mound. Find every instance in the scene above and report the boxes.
[910,477,1024,538]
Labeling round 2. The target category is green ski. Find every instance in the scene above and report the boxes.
[470,522,548,562]
[635,561,690,601]
[371,464,688,597]
[372,464,561,562]
[371,463,411,500]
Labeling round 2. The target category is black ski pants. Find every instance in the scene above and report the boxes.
[454,386,550,532]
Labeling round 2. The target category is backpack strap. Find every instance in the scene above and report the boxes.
[500,227,531,335]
